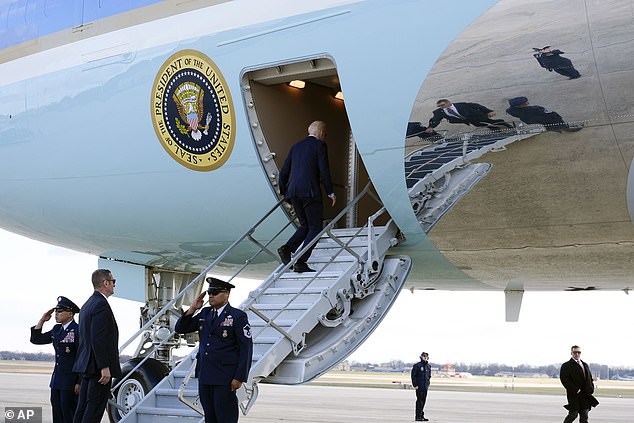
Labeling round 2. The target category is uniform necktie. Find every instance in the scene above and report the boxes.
[211,309,218,324]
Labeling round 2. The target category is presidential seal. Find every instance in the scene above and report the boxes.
[151,50,235,171]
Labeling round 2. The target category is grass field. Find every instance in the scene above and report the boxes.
[2,361,632,398]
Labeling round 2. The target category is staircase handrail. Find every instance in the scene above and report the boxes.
[118,198,287,354]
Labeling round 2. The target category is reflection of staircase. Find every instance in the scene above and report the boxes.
[405,129,538,232]
[119,192,411,423]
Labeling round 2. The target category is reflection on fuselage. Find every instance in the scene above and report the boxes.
[405,0,634,290]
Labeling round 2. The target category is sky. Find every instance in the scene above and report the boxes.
[1,228,633,368]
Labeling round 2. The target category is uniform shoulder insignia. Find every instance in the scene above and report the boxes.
[243,323,252,339]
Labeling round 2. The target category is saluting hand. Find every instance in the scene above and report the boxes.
[40,308,54,322]
[185,292,206,316]
[35,308,55,329]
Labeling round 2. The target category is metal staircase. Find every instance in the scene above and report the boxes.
[115,185,411,423]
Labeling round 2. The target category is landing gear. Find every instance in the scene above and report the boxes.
[107,358,169,423]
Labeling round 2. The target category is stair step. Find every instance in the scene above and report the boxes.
[251,302,313,310]
[136,406,200,417]
[154,388,198,408]
[328,227,386,237]
[260,286,323,293]
[276,273,341,282]
[248,318,294,327]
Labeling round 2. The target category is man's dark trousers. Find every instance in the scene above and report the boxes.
[287,197,323,263]
[564,408,589,423]
[73,377,110,423]
[199,383,239,423]
[51,389,77,423]
[415,388,428,420]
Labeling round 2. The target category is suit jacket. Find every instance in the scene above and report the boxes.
[560,358,599,411]
[175,303,253,385]
[428,102,493,128]
[30,320,80,389]
[72,292,121,378]
[279,135,334,200]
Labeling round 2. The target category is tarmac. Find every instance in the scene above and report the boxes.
[1,373,633,423]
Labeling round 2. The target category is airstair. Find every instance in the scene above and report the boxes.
[113,128,534,423]
[115,184,411,423]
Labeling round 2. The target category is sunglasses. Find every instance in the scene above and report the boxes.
[208,289,228,296]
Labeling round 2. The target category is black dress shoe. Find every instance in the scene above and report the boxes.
[277,245,291,265]
[293,262,315,273]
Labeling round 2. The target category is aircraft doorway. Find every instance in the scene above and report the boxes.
[242,57,379,228]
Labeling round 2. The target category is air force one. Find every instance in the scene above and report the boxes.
[1,0,633,419]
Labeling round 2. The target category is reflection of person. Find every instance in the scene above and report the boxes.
[277,120,336,273]
[30,296,81,423]
[407,122,442,142]
[506,96,582,132]
[533,46,581,79]
[175,277,253,423]
[73,269,121,423]
[425,99,514,133]
[560,345,599,423]
[410,352,431,422]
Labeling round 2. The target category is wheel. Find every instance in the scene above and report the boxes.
[107,357,169,423]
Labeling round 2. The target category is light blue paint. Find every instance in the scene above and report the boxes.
[0,0,164,49]
[0,0,498,289]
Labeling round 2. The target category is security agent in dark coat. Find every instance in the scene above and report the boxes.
[533,46,581,79]
[72,269,121,423]
[410,352,431,422]
[506,96,581,132]
[30,296,81,423]
[425,99,514,133]
[277,120,336,273]
[560,346,599,423]
[175,277,253,423]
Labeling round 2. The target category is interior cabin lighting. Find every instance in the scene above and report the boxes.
[334,91,344,100]
[288,80,306,89]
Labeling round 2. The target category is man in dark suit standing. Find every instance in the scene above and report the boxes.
[30,296,81,423]
[560,345,599,423]
[424,99,514,133]
[72,269,121,423]
[277,120,337,273]
[410,352,432,422]
[175,277,253,423]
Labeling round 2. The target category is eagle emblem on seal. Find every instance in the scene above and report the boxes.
[172,82,212,141]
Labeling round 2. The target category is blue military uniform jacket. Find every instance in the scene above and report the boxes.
[30,321,80,389]
[175,304,253,385]
[411,360,431,391]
